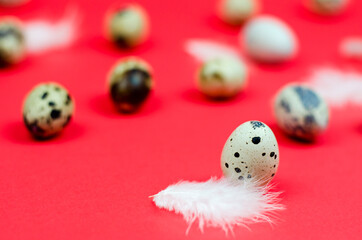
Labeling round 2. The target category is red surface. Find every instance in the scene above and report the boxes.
[0,0,362,239]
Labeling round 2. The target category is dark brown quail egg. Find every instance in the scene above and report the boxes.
[108,57,153,113]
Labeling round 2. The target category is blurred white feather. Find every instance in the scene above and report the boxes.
[151,178,284,234]
[184,39,242,62]
[306,68,362,107]
[24,6,80,53]
[340,37,362,60]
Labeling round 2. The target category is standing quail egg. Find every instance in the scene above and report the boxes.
[241,15,298,63]
[274,84,329,141]
[23,83,74,139]
[197,58,248,99]
[108,57,153,113]
[217,0,260,25]
[305,0,349,15]
[105,4,150,48]
[0,17,25,66]
[221,120,279,185]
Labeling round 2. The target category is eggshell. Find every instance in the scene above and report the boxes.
[0,0,28,7]
[105,4,149,48]
[241,15,298,63]
[0,17,25,66]
[217,0,260,25]
[274,84,329,141]
[197,58,248,98]
[305,0,349,15]
[221,121,279,185]
[23,82,74,139]
[108,57,153,112]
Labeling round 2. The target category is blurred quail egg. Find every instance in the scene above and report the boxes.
[108,57,153,113]
[274,84,329,141]
[241,15,298,63]
[23,83,74,139]
[305,0,349,15]
[217,0,260,25]
[0,17,25,66]
[105,4,150,48]
[0,0,28,7]
[197,58,248,98]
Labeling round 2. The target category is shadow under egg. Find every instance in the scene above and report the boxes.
[268,122,325,147]
[87,35,155,56]
[180,88,246,107]
[88,92,162,118]
[1,120,85,145]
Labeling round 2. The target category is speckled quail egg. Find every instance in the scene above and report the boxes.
[305,0,349,15]
[197,58,248,98]
[241,15,298,63]
[0,17,25,66]
[274,84,329,141]
[108,57,153,113]
[105,4,149,48]
[217,0,260,25]
[23,83,74,139]
[221,120,279,185]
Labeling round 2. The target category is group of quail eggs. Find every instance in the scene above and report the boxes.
[1,3,154,139]
[200,0,331,142]
[1,0,346,186]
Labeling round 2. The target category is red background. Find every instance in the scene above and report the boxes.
[0,0,361,239]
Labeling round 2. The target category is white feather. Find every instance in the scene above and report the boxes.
[340,37,362,60]
[151,178,284,234]
[184,39,242,62]
[24,6,80,54]
[306,67,362,107]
